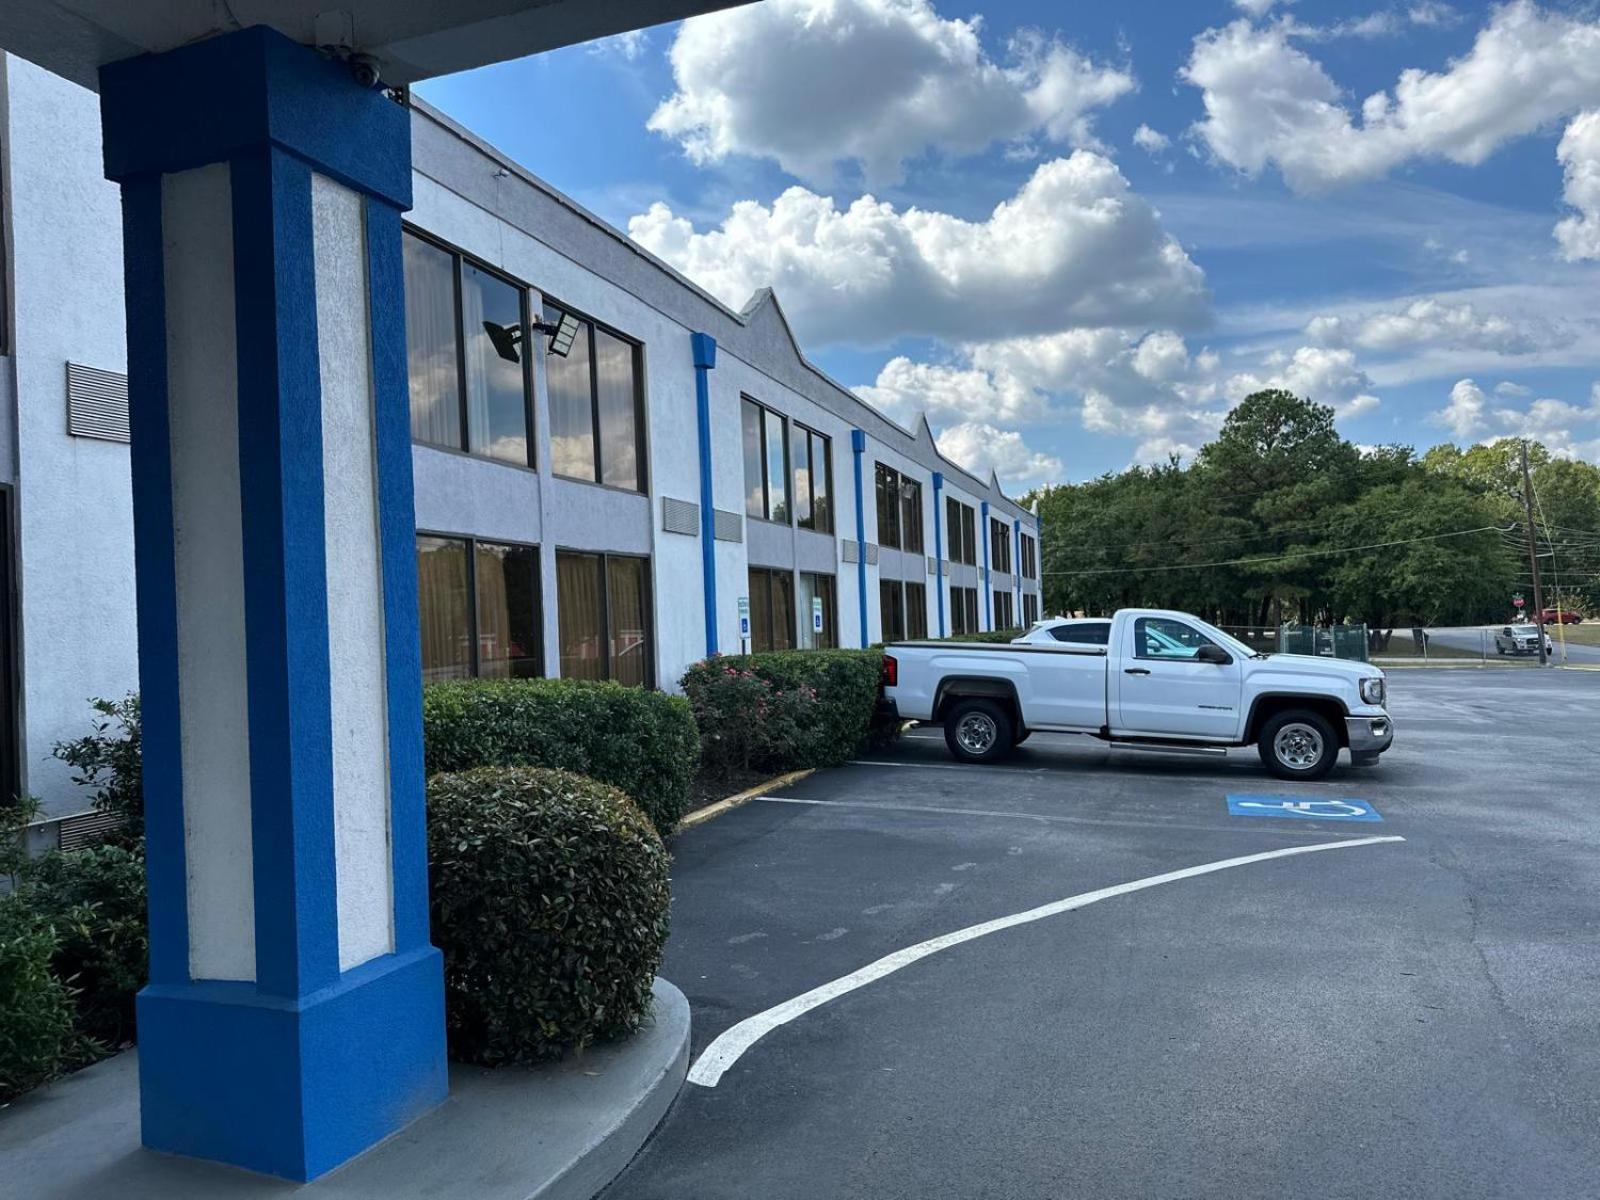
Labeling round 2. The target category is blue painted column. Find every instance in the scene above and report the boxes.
[981,500,992,630]
[102,28,445,1181]
[851,429,869,648]
[691,332,719,656]
[931,472,947,638]
[1013,518,1023,622]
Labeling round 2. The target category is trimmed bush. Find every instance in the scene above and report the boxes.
[939,630,1024,644]
[682,649,897,778]
[0,896,77,1102]
[422,679,699,835]
[426,767,671,1066]
[52,694,142,840]
[23,843,148,1048]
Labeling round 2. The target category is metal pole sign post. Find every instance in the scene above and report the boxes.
[738,596,751,653]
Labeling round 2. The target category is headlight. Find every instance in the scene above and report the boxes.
[1360,677,1386,706]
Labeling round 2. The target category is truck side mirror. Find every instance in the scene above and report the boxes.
[1196,643,1233,666]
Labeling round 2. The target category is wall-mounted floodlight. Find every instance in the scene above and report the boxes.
[535,310,582,358]
[483,320,523,363]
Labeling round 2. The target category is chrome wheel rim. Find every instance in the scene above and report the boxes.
[956,713,998,755]
[1274,723,1324,770]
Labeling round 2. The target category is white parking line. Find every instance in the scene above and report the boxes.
[686,834,1406,1088]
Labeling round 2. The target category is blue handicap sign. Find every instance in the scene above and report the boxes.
[1226,794,1382,822]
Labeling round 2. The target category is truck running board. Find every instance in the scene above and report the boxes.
[1107,740,1228,758]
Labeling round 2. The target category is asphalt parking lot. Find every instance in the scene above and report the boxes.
[607,669,1600,1200]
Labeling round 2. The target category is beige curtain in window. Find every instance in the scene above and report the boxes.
[416,537,470,681]
[607,556,650,687]
[558,552,604,681]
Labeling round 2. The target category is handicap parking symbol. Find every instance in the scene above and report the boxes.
[1226,794,1382,822]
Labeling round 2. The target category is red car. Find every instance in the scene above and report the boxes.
[1541,608,1584,624]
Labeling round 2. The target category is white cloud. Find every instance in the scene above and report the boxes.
[855,356,1051,426]
[1556,109,1600,260]
[1184,2,1600,193]
[628,153,1208,346]
[1431,378,1600,457]
[1306,299,1545,355]
[1132,123,1169,154]
[1433,378,1490,437]
[1233,0,1285,16]
[1495,380,1533,397]
[1409,2,1460,28]
[1223,345,1382,418]
[649,0,1134,184]
[589,29,648,60]
[935,421,1064,488]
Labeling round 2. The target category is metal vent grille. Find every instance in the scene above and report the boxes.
[842,540,859,564]
[713,509,743,543]
[662,496,700,537]
[66,362,130,443]
[866,543,880,565]
[57,810,124,851]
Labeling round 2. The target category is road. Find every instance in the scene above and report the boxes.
[1425,623,1600,664]
[607,669,1600,1200]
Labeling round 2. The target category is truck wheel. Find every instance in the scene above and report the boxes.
[944,698,1015,764]
[1258,709,1338,781]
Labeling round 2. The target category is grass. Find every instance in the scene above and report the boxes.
[1548,623,1600,648]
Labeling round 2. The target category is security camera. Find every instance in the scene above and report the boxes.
[349,53,381,90]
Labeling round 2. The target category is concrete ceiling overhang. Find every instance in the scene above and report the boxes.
[0,0,756,91]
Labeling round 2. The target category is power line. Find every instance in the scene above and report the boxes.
[1042,525,1508,577]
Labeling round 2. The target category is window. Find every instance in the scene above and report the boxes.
[994,591,1015,631]
[798,573,837,650]
[875,464,923,552]
[799,427,833,533]
[543,302,645,492]
[946,498,977,566]
[748,567,796,652]
[403,232,533,466]
[1051,620,1110,646]
[1021,533,1038,580]
[557,551,653,685]
[905,582,928,640]
[1022,593,1040,627]
[879,579,906,643]
[951,586,980,635]
[416,535,540,682]
[1134,616,1216,661]
[875,464,900,549]
[743,397,813,525]
[991,518,1013,574]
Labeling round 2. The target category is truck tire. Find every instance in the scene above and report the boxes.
[1257,709,1339,781]
[944,698,1015,764]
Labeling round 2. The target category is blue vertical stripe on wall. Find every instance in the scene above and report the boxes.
[1013,518,1022,621]
[931,472,946,638]
[691,333,719,657]
[852,429,868,648]
[981,501,992,629]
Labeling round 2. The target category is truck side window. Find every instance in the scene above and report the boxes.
[1134,617,1215,661]
[1050,622,1110,645]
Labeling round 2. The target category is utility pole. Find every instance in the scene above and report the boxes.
[1520,439,1548,667]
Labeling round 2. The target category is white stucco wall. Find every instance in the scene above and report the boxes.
[5,56,138,818]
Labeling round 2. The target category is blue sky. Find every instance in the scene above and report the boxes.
[417,0,1600,486]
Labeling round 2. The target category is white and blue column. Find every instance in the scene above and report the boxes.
[102,27,445,1181]
[1013,518,1023,623]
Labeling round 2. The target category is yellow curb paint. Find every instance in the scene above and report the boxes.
[679,769,817,830]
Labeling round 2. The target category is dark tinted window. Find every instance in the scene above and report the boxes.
[1050,621,1111,646]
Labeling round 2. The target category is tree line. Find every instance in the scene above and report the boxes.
[1023,390,1600,629]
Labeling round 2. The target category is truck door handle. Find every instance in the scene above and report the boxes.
[1124,667,1150,676]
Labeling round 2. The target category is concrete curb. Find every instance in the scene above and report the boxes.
[679,768,815,830]
[1,978,691,1199]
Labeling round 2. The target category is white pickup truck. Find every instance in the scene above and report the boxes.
[881,609,1393,780]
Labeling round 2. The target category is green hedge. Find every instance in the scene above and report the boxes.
[427,767,671,1065]
[422,679,699,835]
[682,649,897,777]
[937,629,1023,643]
[0,897,77,1102]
